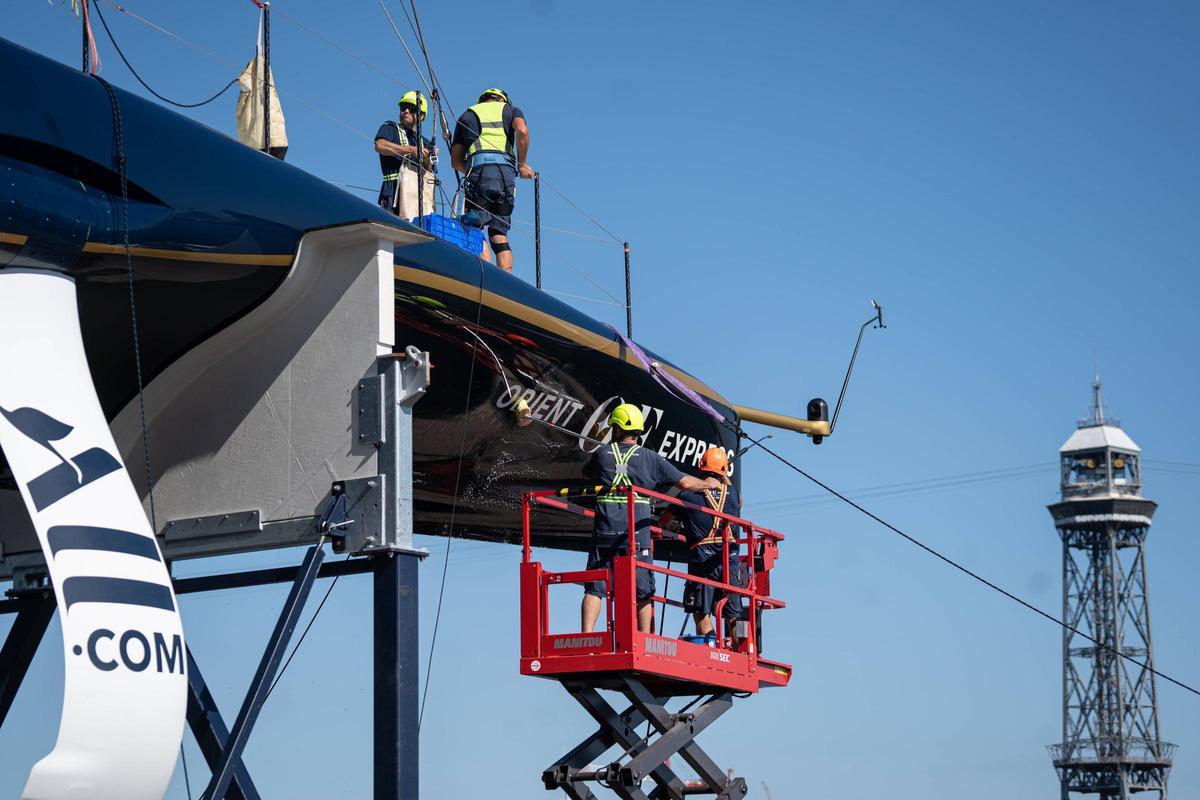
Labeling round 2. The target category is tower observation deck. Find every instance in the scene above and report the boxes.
[1047,378,1176,799]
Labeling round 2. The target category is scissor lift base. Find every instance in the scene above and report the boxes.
[542,674,749,800]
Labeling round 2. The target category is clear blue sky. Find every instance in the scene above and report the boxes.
[3,1,1199,798]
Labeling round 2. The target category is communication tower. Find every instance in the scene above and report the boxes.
[1047,377,1176,799]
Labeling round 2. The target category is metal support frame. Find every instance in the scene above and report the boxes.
[0,591,54,727]
[0,346,431,799]
[186,649,262,800]
[201,543,325,800]
[1050,518,1175,799]
[364,348,429,800]
[543,675,747,800]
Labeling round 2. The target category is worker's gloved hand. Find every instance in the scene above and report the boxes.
[518,162,536,180]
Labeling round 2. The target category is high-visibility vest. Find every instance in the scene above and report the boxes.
[597,444,651,506]
[465,101,515,166]
[692,485,730,548]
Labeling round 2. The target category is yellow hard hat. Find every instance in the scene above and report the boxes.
[608,403,644,432]
[478,87,510,104]
[398,91,428,117]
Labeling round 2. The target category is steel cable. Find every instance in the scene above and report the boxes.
[92,1,237,108]
[750,437,1200,699]
[417,253,486,731]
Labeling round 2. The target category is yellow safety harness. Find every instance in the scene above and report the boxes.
[597,443,651,506]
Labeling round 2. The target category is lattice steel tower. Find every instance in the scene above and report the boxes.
[1047,377,1176,799]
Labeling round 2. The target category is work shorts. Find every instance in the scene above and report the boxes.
[683,556,747,624]
[583,532,655,602]
[462,163,516,237]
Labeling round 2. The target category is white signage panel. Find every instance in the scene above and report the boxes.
[0,271,185,800]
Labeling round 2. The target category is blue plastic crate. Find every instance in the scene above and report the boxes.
[409,214,484,256]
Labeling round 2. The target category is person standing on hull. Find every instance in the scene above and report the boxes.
[581,404,722,634]
[375,90,436,218]
[660,447,746,646]
[450,88,534,272]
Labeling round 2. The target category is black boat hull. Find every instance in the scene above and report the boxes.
[0,37,739,557]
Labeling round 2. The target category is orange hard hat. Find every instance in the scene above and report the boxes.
[699,447,729,476]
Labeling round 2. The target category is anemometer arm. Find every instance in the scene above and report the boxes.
[731,300,885,445]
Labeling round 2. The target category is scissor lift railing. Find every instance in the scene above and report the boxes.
[519,485,791,799]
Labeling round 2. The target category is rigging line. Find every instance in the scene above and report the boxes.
[418,256,485,732]
[1145,458,1200,469]
[396,0,628,250]
[273,6,407,88]
[403,0,449,121]
[374,0,434,99]
[99,0,238,69]
[540,178,624,244]
[94,75,157,530]
[263,548,344,701]
[754,470,1056,518]
[98,0,375,141]
[542,289,628,308]
[748,462,1057,510]
[506,224,626,305]
[179,743,192,800]
[511,218,625,245]
[92,0,237,108]
[750,437,1200,699]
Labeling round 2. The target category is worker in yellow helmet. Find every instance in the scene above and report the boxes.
[580,403,722,634]
[374,90,436,219]
[450,88,535,273]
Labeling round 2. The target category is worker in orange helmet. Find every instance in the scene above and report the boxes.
[661,446,746,646]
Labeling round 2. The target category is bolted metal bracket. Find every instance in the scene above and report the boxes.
[394,345,431,407]
[8,567,50,595]
[359,347,431,553]
[321,476,381,555]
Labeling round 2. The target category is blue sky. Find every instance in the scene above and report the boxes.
[3,1,1200,797]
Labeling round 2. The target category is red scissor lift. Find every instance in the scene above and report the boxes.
[520,485,792,799]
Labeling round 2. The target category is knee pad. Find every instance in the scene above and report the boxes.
[491,240,512,254]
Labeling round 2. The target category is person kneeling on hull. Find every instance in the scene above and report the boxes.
[661,447,746,646]
[581,404,721,634]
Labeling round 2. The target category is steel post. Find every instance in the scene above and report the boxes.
[262,3,271,153]
[416,92,424,226]
[623,242,632,338]
[373,551,420,800]
[367,348,428,799]
[535,174,542,288]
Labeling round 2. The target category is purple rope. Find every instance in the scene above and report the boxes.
[606,325,725,424]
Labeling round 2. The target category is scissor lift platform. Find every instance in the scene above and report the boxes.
[519,486,791,798]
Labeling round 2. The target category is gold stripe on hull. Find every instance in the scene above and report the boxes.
[393,264,730,407]
[82,242,293,267]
